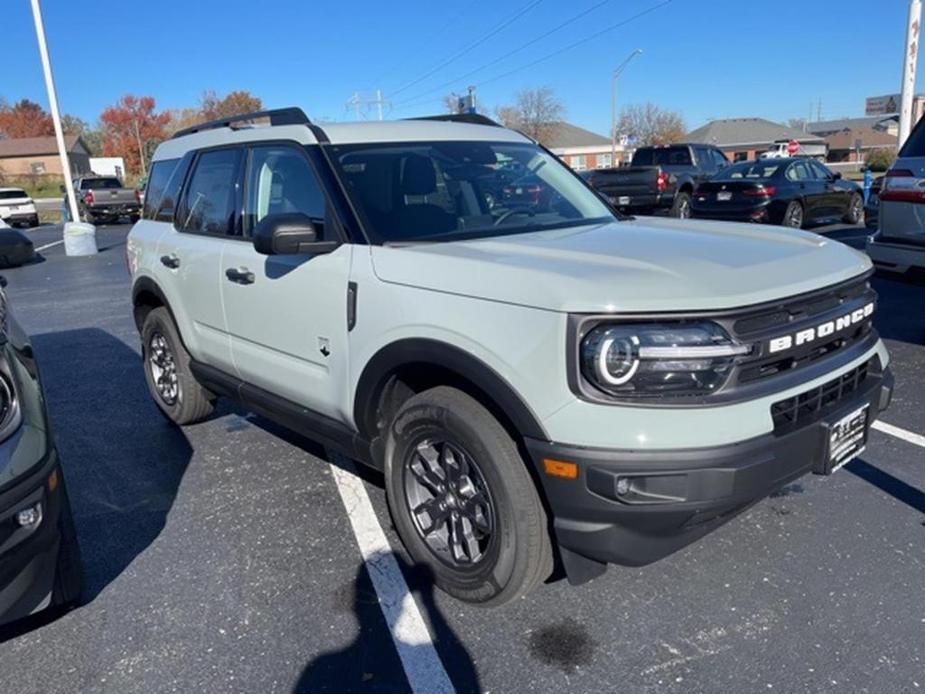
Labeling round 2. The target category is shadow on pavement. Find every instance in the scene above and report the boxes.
[872,276,925,346]
[294,552,481,694]
[847,458,925,519]
[29,328,192,602]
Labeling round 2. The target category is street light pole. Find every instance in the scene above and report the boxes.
[611,49,643,167]
[29,0,80,224]
[899,0,922,148]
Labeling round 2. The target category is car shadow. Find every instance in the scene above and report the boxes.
[27,328,193,602]
[293,552,482,694]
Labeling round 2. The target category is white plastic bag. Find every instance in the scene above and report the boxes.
[63,222,98,256]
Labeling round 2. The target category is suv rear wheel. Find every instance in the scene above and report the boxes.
[384,386,552,606]
[141,307,215,425]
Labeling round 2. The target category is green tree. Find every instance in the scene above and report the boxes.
[865,148,896,172]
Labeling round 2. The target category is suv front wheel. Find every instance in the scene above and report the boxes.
[385,386,552,606]
[141,307,215,425]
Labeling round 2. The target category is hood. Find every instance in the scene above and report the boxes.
[370,218,872,313]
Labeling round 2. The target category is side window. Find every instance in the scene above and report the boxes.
[142,159,178,220]
[694,147,713,170]
[178,148,242,236]
[155,154,191,223]
[786,162,811,181]
[712,149,729,169]
[243,146,326,237]
[808,160,832,180]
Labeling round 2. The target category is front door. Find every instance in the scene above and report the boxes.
[220,143,353,421]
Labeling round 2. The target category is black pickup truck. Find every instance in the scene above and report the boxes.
[584,144,729,218]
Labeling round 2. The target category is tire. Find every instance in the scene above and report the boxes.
[129,214,140,224]
[384,386,552,606]
[141,307,215,425]
[843,193,863,225]
[670,191,692,219]
[29,217,39,228]
[782,200,804,229]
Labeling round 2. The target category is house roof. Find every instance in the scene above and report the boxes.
[545,121,611,149]
[0,135,84,158]
[685,118,824,147]
[808,115,898,135]
[825,127,898,151]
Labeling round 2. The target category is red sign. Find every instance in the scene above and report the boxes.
[787,139,800,155]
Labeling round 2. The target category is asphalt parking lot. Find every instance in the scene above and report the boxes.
[0,221,922,694]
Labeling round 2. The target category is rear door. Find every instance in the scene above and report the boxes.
[807,159,842,219]
[785,160,824,220]
[156,147,243,373]
[220,143,353,420]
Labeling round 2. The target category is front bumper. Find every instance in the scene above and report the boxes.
[525,364,893,584]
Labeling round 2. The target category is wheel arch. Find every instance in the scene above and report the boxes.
[131,276,187,350]
[353,338,549,448]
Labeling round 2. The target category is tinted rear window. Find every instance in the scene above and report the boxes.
[632,147,692,166]
[142,159,179,220]
[0,190,28,200]
[80,178,122,189]
[716,163,781,180]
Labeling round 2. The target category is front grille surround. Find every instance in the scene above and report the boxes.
[770,359,874,431]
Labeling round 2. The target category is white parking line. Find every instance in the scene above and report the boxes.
[35,239,64,252]
[329,459,455,694]
[872,420,925,449]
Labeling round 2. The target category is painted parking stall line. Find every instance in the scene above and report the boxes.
[873,420,925,449]
[35,239,65,252]
[329,459,455,694]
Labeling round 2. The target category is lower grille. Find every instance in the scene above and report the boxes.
[771,360,872,430]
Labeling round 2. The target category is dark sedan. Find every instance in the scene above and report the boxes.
[0,277,82,625]
[0,226,36,269]
[692,158,865,229]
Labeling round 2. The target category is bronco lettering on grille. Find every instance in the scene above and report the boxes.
[767,302,874,354]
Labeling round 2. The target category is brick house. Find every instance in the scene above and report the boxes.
[0,135,91,178]
[546,122,627,171]
[685,118,825,162]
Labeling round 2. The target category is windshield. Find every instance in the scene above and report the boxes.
[80,178,122,189]
[328,141,615,243]
[714,162,781,180]
[631,146,692,167]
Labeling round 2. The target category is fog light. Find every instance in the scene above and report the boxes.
[615,477,631,496]
[16,502,42,528]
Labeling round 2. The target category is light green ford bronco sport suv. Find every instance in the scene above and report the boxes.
[127,109,893,606]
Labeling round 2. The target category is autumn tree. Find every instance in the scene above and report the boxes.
[494,87,564,146]
[0,99,54,138]
[100,95,170,176]
[199,90,263,121]
[617,103,686,146]
[61,114,103,156]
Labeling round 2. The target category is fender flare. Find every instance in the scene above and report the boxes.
[353,338,548,441]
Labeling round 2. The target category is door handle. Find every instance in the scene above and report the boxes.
[160,254,180,269]
[225,267,255,285]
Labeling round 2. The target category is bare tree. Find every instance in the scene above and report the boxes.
[495,87,565,145]
[441,93,459,114]
[617,103,686,146]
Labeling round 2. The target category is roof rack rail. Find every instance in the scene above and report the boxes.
[171,107,311,139]
[405,113,502,128]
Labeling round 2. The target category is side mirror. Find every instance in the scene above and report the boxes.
[252,213,339,255]
[832,172,842,180]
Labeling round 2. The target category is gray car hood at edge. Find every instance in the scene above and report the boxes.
[370,217,872,313]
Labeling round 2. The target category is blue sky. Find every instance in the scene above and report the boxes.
[3,0,918,135]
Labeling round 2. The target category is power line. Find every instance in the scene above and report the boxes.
[395,0,673,112]
[372,0,483,88]
[387,0,544,99]
[393,0,616,108]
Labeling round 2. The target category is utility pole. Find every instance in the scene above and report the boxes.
[611,49,643,167]
[899,0,922,147]
[132,118,147,178]
[346,91,390,121]
[29,0,79,225]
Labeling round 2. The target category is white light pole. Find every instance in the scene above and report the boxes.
[899,0,922,148]
[611,49,643,167]
[29,0,80,225]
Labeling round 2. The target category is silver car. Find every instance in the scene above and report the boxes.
[867,121,925,273]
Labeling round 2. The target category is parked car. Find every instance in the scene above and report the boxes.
[0,188,39,228]
[0,276,82,625]
[502,174,555,210]
[759,140,828,162]
[867,118,925,274]
[865,176,883,231]
[63,176,141,225]
[0,227,36,268]
[692,158,865,228]
[583,144,729,218]
[129,109,891,606]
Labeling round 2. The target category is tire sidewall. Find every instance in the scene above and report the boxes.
[141,308,188,421]
[784,200,803,228]
[385,398,524,605]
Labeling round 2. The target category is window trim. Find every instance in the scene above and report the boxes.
[174,144,246,239]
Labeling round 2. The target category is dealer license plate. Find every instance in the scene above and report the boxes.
[822,404,869,474]
[615,195,631,205]
[717,191,732,201]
